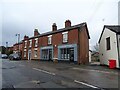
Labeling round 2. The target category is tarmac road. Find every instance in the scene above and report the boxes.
[1,59,119,89]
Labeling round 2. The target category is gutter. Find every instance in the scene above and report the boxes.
[116,34,120,68]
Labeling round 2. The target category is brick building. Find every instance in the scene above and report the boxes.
[22,20,90,64]
[13,41,23,56]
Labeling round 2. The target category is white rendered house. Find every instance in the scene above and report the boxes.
[99,25,120,68]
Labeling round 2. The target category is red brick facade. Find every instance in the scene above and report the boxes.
[20,20,90,64]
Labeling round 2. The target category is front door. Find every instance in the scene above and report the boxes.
[28,51,31,60]
[49,49,52,61]
[70,48,74,62]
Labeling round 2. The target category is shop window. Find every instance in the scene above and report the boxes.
[60,48,70,59]
[42,50,48,59]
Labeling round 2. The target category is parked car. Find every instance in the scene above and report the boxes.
[1,54,8,59]
[9,53,21,60]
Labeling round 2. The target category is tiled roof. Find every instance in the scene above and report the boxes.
[29,22,90,39]
[98,25,120,43]
[105,25,120,34]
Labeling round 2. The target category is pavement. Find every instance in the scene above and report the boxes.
[1,59,120,89]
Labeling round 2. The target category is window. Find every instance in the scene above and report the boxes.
[24,51,26,57]
[62,32,68,43]
[60,48,70,59]
[42,49,48,59]
[35,38,38,47]
[34,50,37,58]
[29,40,32,47]
[106,37,111,50]
[48,35,52,45]
[24,41,27,48]
[24,49,26,57]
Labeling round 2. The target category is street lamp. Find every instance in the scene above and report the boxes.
[16,34,20,55]
[6,42,8,55]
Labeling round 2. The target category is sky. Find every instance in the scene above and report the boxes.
[1,0,119,50]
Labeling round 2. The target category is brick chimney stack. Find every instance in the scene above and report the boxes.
[24,35,29,40]
[34,29,40,36]
[52,23,57,31]
[65,20,71,28]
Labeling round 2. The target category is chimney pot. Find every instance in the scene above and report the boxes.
[52,23,57,31]
[34,29,40,36]
[65,20,71,28]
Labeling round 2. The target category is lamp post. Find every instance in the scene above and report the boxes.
[6,42,8,55]
[16,34,20,55]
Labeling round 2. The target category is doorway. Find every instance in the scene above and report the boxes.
[70,48,74,62]
[49,49,52,61]
[28,50,31,60]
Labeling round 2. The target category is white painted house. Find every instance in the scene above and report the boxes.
[99,25,120,68]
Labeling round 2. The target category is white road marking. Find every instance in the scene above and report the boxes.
[33,68,56,76]
[19,64,25,67]
[74,80,98,89]
[72,68,118,75]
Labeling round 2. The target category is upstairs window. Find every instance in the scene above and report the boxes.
[62,32,68,43]
[24,41,27,48]
[29,40,32,47]
[106,37,111,50]
[35,38,38,47]
[48,35,52,45]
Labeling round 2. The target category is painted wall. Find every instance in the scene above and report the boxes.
[89,51,92,63]
[99,28,119,68]
[118,1,120,25]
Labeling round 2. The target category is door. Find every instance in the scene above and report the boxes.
[28,51,31,60]
[49,49,52,61]
[70,48,74,62]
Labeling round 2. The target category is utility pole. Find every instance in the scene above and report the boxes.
[16,34,20,55]
[6,42,8,55]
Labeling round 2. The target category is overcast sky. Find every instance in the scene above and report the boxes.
[1,0,119,50]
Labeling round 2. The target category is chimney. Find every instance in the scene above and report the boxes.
[34,29,40,36]
[24,35,29,40]
[65,20,71,28]
[52,23,57,31]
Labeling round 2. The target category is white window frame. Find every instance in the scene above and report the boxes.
[24,41,27,48]
[48,35,52,45]
[35,38,38,47]
[29,40,32,47]
[34,49,38,58]
[62,32,68,43]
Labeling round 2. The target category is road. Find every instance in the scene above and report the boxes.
[1,59,119,89]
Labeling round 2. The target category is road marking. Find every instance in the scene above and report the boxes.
[72,68,118,75]
[74,80,98,89]
[19,64,25,67]
[33,68,56,76]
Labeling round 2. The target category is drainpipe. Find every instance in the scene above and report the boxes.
[78,27,80,64]
[116,34,120,68]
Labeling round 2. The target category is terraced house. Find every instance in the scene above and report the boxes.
[22,20,90,64]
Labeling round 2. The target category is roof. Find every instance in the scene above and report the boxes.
[29,22,90,39]
[98,25,120,43]
[13,41,23,46]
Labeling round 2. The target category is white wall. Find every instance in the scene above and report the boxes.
[118,1,120,25]
[89,51,92,63]
[99,28,119,68]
